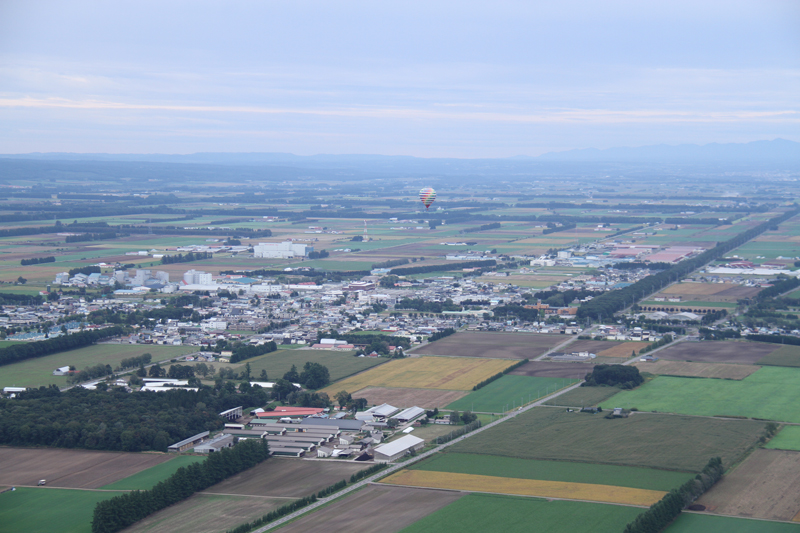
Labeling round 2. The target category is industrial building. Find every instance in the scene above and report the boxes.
[253,242,310,259]
[194,433,235,453]
[168,431,210,452]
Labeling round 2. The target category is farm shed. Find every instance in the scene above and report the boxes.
[195,433,235,453]
[168,431,210,452]
[373,435,425,463]
[256,407,324,418]
[271,446,306,457]
[303,417,364,431]
[357,403,400,421]
[392,406,425,424]
[219,406,243,421]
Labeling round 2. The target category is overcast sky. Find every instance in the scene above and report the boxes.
[1,1,798,157]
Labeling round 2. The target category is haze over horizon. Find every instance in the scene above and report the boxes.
[1,1,798,158]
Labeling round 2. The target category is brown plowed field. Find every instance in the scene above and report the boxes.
[659,283,762,302]
[655,341,778,364]
[352,387,468,408]
[509,361,595,379]
[0,447,172,488]
[414,331,566,359]
[697,449,800,521]
[633,360,759,380]
[277,485,464,533]
[596,342,652,358]
[125,493,287,533]
[202,457,368,498]
[560,340,623,354]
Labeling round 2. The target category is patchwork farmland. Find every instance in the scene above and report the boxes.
[633,360,760,380]
[349,386,468,408]
[412,331,566,359]
[654,340,779,365]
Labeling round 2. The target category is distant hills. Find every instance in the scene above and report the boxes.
[1,139,798,175]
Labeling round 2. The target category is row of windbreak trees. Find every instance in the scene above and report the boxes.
[92,439,270,533]
[577,207,800,321]
[0,326,127,366]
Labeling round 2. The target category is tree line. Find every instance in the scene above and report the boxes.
[229,341,278,363]
[623,457,724,533]
[577,207,800,321]
[461,222,501,233]
[390,259,496,276]
[473,359,529,391]
[20,256,55,265]
[160,251,213,264]
[0,326,126,367]
[583,364,643,389]
[428,328,457,342]
[542,221,577,234]
[65,233,118,243]
[92,439,270,533]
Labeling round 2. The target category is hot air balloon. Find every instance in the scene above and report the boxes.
[419,187,436,210]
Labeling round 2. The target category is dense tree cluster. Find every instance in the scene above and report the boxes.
[583,364,643,389]
[0,292,43,305]
[623,457,724,533]
[542,221,577,234]
[92,439,270,533]
[397,297,461,314]
[428,328,457,342]
[307,249,329,259]
[68,265,102,277]
[229,341,278,363]
[0,326,126,367]
[577,208,800,321]
[371,258,410,269]
[117,353,152,371]
[67,363,113,384]
[461,222,501,233]
[65,233,117,243]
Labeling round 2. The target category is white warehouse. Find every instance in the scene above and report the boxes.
[254,242,311,259]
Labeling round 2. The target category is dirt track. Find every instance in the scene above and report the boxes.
[414,332,565,359]
[0,447,172,488]
[277,485,464,533]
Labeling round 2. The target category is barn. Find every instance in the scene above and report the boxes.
[373,435,424,463]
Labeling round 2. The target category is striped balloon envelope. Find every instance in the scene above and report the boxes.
[419,187,437,210]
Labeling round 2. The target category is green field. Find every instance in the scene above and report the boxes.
[102,456,205,490]
[765,425,800,451]
[446,375,579,413]
[664,513,800,532]
[757,345,800,367]
[450,407,764,471]
[0,487,113,533]
[601,367,800,423]
[243,349,387,384]
[411,453,691,491]
[543,386,620,407]
[0,344,195,389]
[400,493,643,533]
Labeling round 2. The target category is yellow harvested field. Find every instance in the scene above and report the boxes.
[321,356,513,394]
[381,470,665,506]
[597,342,652,358]
[633,360,759,380]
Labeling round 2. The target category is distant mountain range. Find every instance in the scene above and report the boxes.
[1,139,798,173]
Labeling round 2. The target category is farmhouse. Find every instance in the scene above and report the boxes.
[373,435,425,462]
[168,431,210,452]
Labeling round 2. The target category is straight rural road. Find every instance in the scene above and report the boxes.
[253,379,585,532]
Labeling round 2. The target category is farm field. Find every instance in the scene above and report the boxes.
[633,360,759,380]
[381,469,666,506]
[603,367,800,423]
[400,493,644,533]
[655,340,778,365]
[697,449,800,521]
[641,300,736,308]
[446,374,579,413]
[555,339,622,354]
[102,456,205,490]
[542,386,620,407]
[757,345,800,367]
[766,426,800,451]
[659,282,762,301]
[244,348,386,383]
[0,344,194,389]
[451,407,764,471]
[320,356,513,395]
[664,513,800,533]
[411,453,691,491]
[350,386,468,408]
[277,485,464,533]
[0,487,114,533]
[407,423,465,443]
[202,457,368,498]
[508,360,594,378]
[0,447,173,488]
[125,493,289,533]
[412,331,566,359]
[596,341,652,358]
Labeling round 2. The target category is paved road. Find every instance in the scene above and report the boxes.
[252,380,585,532]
